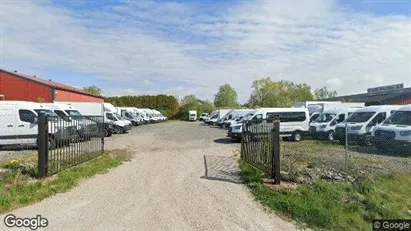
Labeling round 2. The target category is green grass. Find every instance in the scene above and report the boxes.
[0,149,131,214]
[239,160,411,231]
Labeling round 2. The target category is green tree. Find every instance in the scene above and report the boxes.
[214,84,239,108]
[314,86,337,99]
[247,77,314,108]
[82,85,102,96]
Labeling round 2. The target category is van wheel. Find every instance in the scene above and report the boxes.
[292,131,302,142]
[48,137,56,150]
[363,135,373,146]
[119,127,125,134]
[104,128,109,137]
[327,131,335,141]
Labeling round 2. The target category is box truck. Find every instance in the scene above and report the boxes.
[189,110,197,121]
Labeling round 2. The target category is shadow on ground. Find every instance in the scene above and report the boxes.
[213,138,238,144]
[201,155,243,184]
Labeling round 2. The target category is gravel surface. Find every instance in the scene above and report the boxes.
[0,121,296,231]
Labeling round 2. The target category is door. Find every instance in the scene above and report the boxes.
[17,109,38,144]
[0,106,16,145]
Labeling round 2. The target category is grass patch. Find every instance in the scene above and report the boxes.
[239,159,411,231]
[0,149,131,214]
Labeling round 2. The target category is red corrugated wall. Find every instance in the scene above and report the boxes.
[0,71,53,102]
[388,96,411,105]
[55,89,104,102]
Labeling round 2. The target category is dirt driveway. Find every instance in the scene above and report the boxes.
[0,121,296,231]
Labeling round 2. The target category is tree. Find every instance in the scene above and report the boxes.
[82,85,102,96]
[247,77,314,108]
[314,86,337,100]
[214,84,239,108]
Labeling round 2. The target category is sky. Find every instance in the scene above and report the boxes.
[1,0,410,103]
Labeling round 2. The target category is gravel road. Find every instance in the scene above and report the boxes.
[0,121,296,231]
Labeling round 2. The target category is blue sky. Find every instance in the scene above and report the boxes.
[2,0,410,103]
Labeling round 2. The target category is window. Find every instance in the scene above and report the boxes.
[253,114,263,120]
[19,110,36,123]
[384,111,411,126]
[266,112,306,122]
[54,110,71,122]
[106,113,115,121]
[371,112,387,124]
[310,113,320,122]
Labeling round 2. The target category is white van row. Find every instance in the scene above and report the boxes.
[0,101,167,149]
[223,104,411,153]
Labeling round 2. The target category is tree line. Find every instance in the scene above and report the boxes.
[83,78,338,120]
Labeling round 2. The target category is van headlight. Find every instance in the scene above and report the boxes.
[351,126,362,130]
[399,130,411,136]
[234,126,242,129]
[320,125,327,129]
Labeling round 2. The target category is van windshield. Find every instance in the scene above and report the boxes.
[346,112,375,123]
[34,109,59,121]
[315,113,337,123]
[241,113,255,122]
[383,111,411,126]
[65,110,83,117]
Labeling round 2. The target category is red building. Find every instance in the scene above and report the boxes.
[0,69,104,103]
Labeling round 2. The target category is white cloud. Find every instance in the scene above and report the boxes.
[1,0,410,103]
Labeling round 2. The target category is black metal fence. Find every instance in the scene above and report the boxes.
[241,118,281,184]
[37,114,105,177]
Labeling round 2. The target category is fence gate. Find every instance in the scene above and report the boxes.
[241,117,281,184]
[37,113,105,177]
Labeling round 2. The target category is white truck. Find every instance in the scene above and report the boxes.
[294,101,365,117]
[371,104,411,153]
[60,102,132,134]
[0,101,76,149]
[188,110,197,121]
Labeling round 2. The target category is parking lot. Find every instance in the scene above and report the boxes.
[0,120,296,230]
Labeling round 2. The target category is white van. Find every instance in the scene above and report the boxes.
[61,102,131,134]
[116,107,142,126]
[334,105,402,145]
[228,108,309,142]
[0,101,76,149]
[371,105,411,152]
[228,110,257,140]
[44,103,101,139]
[310,108,359,141]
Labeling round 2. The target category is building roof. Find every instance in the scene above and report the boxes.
[322,87,411,104]
[0,69,105,99]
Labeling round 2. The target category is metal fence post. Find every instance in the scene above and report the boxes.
[37,113,48,178]
[272,115,281,185]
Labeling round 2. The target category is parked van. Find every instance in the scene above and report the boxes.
[309,108,359,141]
[116,107,142,126]
[228,108,309,142]
[222,110,253,128]
[44,103,104,139]
[371,105,411,153]
[227,110,257,140]
[189,110,197,121]
[334,105,402,145]
[217,109,251,127]
[0,101,76,149]
[61,102,131,134]
[199,113,209,121]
